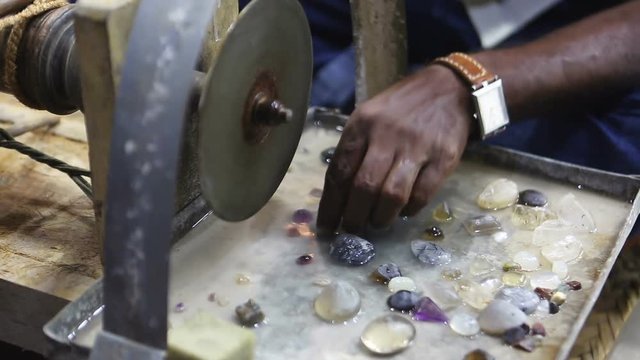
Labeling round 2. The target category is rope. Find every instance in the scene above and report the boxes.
[0,0,67,95]
[0,128,93,198]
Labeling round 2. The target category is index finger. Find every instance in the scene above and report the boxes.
[317,126,367,234]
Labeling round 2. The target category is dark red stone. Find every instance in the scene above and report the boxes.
[531,322,546,337]
[566,280,582,291]
[296,254,314,265]
[534,287,553,300]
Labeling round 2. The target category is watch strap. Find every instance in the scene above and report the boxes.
[433,52,496,88]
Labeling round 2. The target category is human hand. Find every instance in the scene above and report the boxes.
[317,64,474,234]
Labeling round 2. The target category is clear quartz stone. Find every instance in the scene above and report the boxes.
[441,268,463,281]
[455,279,494,310]
[360,314,416,355]
[541,234,583,263]
[513,251,540,271]
[552,261,569,279]
[511,205,557,230]
[449,312,480,336]
[314,280,361,322]
[469,257,495,276]
[479,277,503,295]
[463,215,503,236]
[558,193,597,232]
[425,282,462,310]
[477,178,519,210]
[502,272,527,287]
[529,272,562,290]
[532,220,577,246]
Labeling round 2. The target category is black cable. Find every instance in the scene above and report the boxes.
[0,128,93,198]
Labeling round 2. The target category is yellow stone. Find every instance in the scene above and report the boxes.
[502,272,527,287]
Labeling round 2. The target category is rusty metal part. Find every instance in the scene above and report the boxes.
[350,0,407,103]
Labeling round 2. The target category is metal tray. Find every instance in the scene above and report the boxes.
[44,128,640,359]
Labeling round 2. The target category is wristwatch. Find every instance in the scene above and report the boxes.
[434,52,510,140]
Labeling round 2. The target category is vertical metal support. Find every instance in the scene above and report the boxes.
[350,0,408,103]
[74,0,139,262]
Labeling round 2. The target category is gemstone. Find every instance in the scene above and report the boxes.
[550,291,567,305]
[387,290,421,312]
[425,282,462,310]
[296,254,314,265]
[388,276,417,293]
[558,193,596,232]
[502,261,522,272]
[478,299,527,335]
[423,226,444,240]
[549,302,560,314]
[433,202,453,222]
[360,314,416,355]
[502,272,527,287]
[309,188,323,198]
[321,147,335,164]
[532,322,546,336]
[511,205,556,230]
[463,215,502,236]
[441,268,463,280]
[513,251,540,271]
[566,280,582,290]
[496,287,541,315]
[455,279,494,309]
[174,302,185,313]
[515,337,538,352]
[235,273,251,285]
[532,220,576,246]
[285,223,314,237]
[536,300,550,314]
[530,272,561,289]
[534,288,553,300]
[329,233,375,266]
[552,261,568,279]
[518,189,548,207]
[410,240,452,266]
[413,297,448,323]
[292,209,313,224]
[449,313,480,336]
[207,293,216,302]
[479,277,503,294]
[235,299,265,326]
[314,280,361,322]
[463,349,495,360]
[503,326,528,345]
[541,235,583,263]
[470,257,495,276]
[371,263,402,284]
[312,277,332,287]
[477,178,519,210]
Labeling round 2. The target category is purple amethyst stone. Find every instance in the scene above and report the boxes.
[413,297,448,323]
[292,209,313,224]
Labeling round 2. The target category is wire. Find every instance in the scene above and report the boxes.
[0,128,92,198]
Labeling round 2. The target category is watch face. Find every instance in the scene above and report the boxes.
[472,79,509,138]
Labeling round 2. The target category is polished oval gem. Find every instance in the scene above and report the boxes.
[387,290,420,312]
[518,189,548,207]
[388,276,417,293]
[566,280,582,290]
[296,253,314,265]
[463,215,502,236]
[320,147,335,164]
[513,251,540,271]
[314,280,361,322]
[291,209,313,224]
[410,240,452,266]
[329,233,375,266]
[477,178,519,210]
[478,299,527,335]
[496,287,540,315]
[541,235,583,263]
[529,271,562,289]
[360,314,416,355]
[550,291,567,306]
[449,313,480,336]
[502,272,527,287]
[413,297,448,323]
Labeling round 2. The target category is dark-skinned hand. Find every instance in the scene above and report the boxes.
[317,64,474,234]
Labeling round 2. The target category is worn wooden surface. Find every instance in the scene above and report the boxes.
[0,94,100,353]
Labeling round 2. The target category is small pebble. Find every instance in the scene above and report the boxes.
[529,271,561,289]
[477,178,519,210]
[235,299,265,326]
[456,279,494,310]
[502,261,522,272]
[387,290,421,312]
[511,204,556,230]
[463,349,495,360]
[513,251,540,271]
[534,287,553,300]
[566,280,582,290]
[549,302,560,314]
[360,314,416,355]
[235,273,251,285]
[550,291,567,306]
[411,240,452,266]
[441,268,463,281]
[433,202,453,223]
[309,188,323,198]
[207,293,216,302]
[314,280,361,322]
[291,209,313,224]
[296,254,314,265]
[371,263,402,284]
[423,226,444,240]
[515,337,538,352]
[531,322,546,337]
[470,257,495,276]
[329,233,376,266]
[477,300,527,335]
[321,147,335,164]
[388,276,417,293]
[449,313,480,336]
[518,189,548,207]
[174,302,185,313]
[502,272,527,287]
[503,326,528,345]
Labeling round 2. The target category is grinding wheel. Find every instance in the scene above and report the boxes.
[199,0,312,221]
